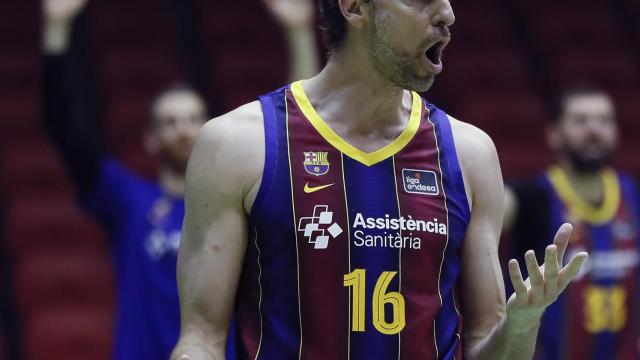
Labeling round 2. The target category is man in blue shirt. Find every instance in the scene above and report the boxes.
[82,90,203,359]
[42,0,318,358]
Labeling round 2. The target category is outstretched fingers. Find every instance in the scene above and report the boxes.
[558,252,589,291]
[524,250,544,303]
[507,225,587,316]
[553,223,573,266]
[508,259,528,305]
[543,245,559,291]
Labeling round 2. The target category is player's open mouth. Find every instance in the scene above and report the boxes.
[425,41,446,66]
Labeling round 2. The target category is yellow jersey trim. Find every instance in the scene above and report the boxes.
[283,89,304,358]
[547,166,621,225]
[290,80,422,167]
[341,153,352,359]
[391,156,402,358]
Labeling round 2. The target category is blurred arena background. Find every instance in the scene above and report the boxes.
[0,0,639,358]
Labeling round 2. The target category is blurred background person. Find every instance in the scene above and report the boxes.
[503,86,640,360]
[41,0,318,359]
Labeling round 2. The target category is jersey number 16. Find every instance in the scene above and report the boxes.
[343,269,406,335]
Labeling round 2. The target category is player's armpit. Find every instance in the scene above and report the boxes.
[171,104,264,358]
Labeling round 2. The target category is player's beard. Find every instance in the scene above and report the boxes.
[159,140,192,175]
[369,8,435,92]
[565,144,614,174]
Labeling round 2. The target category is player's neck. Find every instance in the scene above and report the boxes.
[302,50,412,136]
[558,162,605,206]
[158,164,186,198]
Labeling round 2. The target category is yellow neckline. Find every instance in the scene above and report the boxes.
[290,80,422,167]
[547,166,621,224]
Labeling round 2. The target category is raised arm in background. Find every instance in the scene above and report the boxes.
[42,0,103,196]
[263,0,320,81]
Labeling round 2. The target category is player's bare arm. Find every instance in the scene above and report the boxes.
[451,117,588,360]
[170,102,264,360]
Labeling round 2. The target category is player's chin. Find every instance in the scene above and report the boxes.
[409,75,436,93]
[172,156,190,174]
[164,147,192,169]
[578,146,613,163]
[177,150,192,166]
[570,152,612,172]
[175,143,194,159]
[412,65,439,92]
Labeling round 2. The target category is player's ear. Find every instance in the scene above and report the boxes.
[144,130,160,155]
[339,0,370,29]
[545,123,561,152]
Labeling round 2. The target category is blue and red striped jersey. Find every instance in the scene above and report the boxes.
[234,81,471,359]
[536,167,640,360]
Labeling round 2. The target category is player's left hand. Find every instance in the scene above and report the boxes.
[262,0,314,30]
[506,223,588,324]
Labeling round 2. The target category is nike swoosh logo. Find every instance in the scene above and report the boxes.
[304,182,335,193]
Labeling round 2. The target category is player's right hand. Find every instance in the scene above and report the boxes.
[43,0,89,25]
[505,223,588,327]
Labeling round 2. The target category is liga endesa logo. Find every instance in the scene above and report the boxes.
[402,169,439,195]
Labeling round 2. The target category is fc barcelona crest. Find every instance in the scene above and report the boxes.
[303,151,330,176]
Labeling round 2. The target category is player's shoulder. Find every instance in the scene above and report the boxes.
[195,101,264,159]
[446,114,502,207]
[447,114,497,156]
[447,114,499,172]
[189,101,265,191]
[199,100,263,143]
[614,170,640,198]
[614,169,637,186]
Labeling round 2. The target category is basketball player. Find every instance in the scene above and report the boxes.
[42,0,319,358]
[503,86,640,359]
[171,0,588,358]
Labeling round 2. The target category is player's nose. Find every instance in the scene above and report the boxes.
[432,0,455,29]
[175,117,196,136]
[586,116,611,134]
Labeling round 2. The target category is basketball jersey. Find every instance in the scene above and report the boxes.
[537,166,640,360]
[234,81,471,359]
